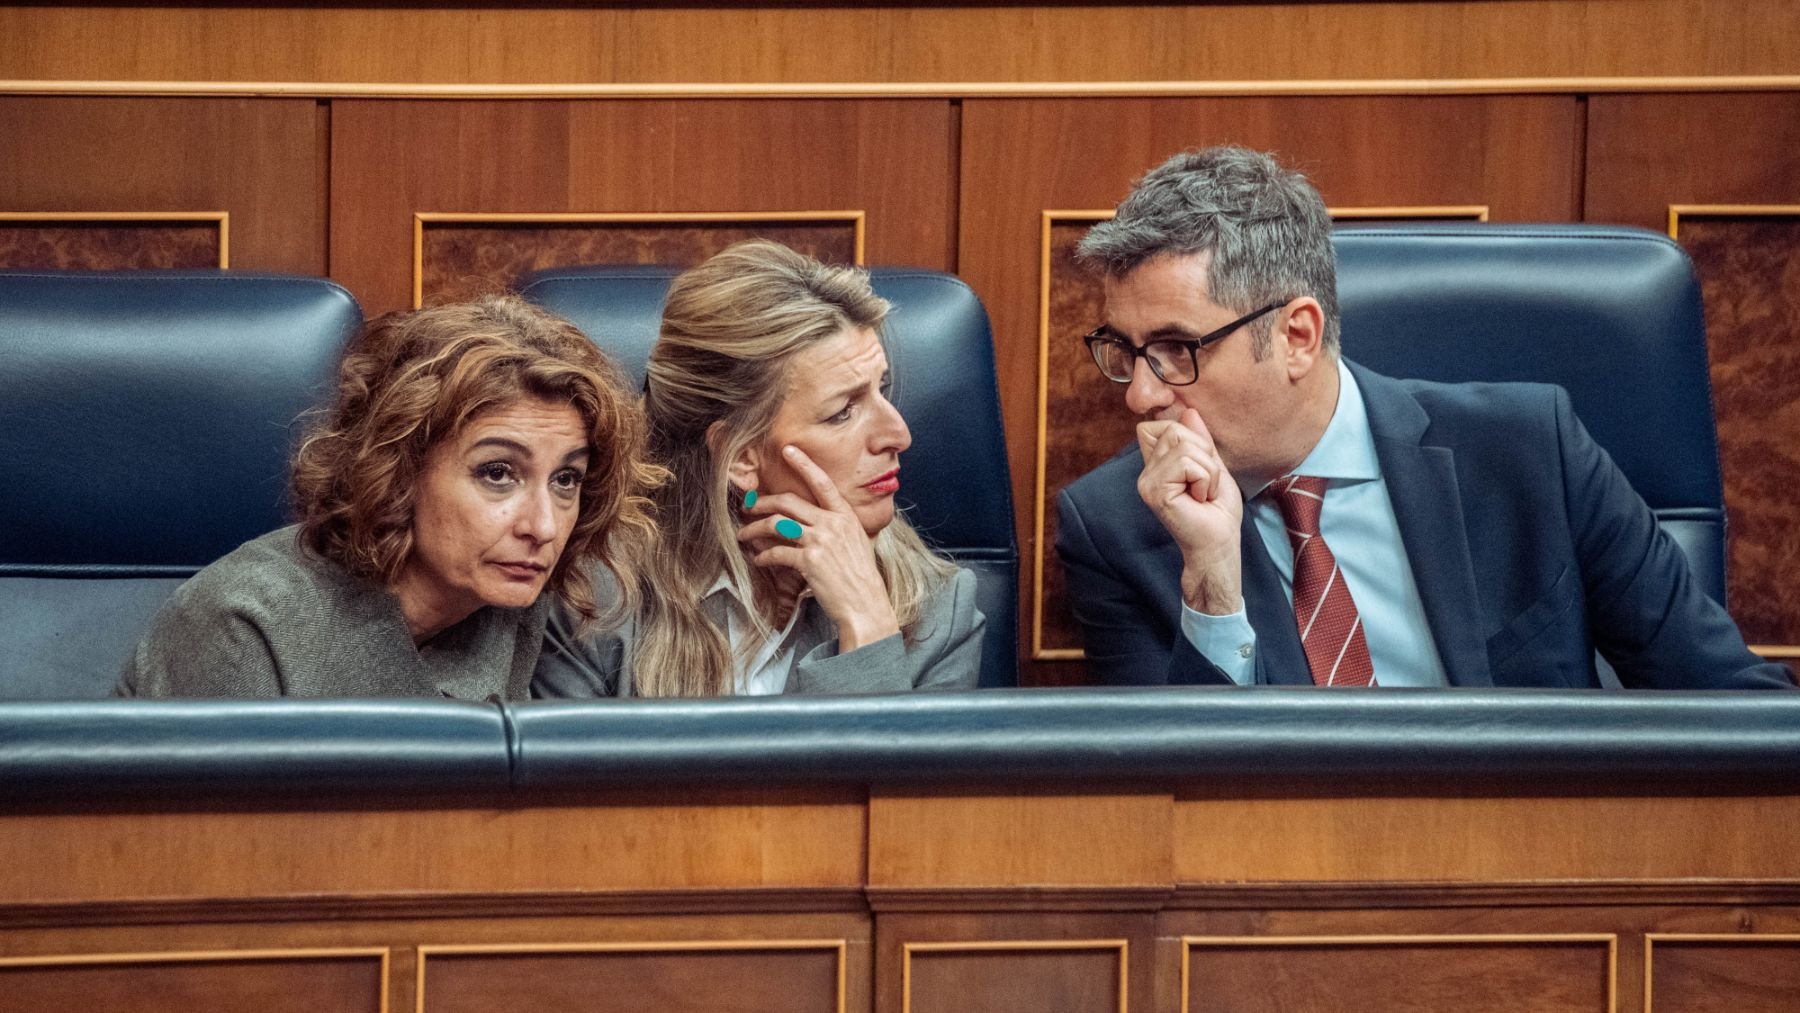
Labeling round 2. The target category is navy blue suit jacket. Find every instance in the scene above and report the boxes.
[1055,363,1793,689]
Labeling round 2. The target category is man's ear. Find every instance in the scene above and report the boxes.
[709,420,764,492]
[1279,297,1328,381]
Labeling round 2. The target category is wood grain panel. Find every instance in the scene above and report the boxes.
[416,216,859,306]
[0,97,322,274]
[4,2,1800,85]
[1667,211,1800,664]
[904,941,1125,1013]
[959,94,1580,683]
[0,219,222,270]
[1183,935,1613,1013]
[419,943,843,1013]
[868,790,1171,888]
[1173,792,1800,883]
[0,791,864,904]
[1585,94,1800,231]
[331,99,952,315]
[1647,936,1800,1013]
[0,950,385,1013]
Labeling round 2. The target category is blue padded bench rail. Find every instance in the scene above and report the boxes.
[520,265,1020,687]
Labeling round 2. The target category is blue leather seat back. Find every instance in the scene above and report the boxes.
[0,271,361,698]
[520,265,1019,687]
[1334,225,1728,604]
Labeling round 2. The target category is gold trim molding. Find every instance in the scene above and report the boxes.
[410,210,866,308]
[1183,934,1618,1013]
[901,939,1128,1013]
[415,939,847,1013]
[0,210,229,268]
[5,76,1800,101]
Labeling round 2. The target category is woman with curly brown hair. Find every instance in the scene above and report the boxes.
[118,295,659,699]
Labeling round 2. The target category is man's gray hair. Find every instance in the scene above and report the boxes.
[1076,145,1340,354]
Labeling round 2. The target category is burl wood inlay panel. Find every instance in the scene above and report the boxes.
[420,947,840,1013]
[0,222,220,270]
[418,221,858,306]
[1677,215,1800,653]
[906,946,1123,1013]
[1038,218,1137,655]
[0,954,384,1013]
[1648,938,1800,1013]
[1184,938,1612,1013]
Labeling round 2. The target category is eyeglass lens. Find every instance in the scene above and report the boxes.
[1091,339,1196,384]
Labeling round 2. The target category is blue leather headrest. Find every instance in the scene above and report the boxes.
[520,265,1019,686]
[1335,225,1718,510]
[1334,225,1726,603]
[0,270,361,570]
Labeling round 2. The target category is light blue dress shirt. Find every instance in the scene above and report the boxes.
[1180,359,1450,686]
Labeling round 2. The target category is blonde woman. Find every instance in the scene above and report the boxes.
[536,241,985,696]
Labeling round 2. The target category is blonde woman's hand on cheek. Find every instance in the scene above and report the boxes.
[738,445,901,651]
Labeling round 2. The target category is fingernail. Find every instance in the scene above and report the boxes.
[783,445,799,458]
[775,518,803,539]
[743,489,758,509]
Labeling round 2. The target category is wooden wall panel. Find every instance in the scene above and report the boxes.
[903,942,1125,1013]
[5,1,1800,86]
[0,218,223,270]
[868,791,1171,889]
[0,97,323,274]
[1182,936,1613,1013]
[330,99,953,315]
[418,218,859,306]
[1646,936,1800,1013]
[419,944,843,1013]
[957,95,1580,683]
[1586,93,1800,667]
[0,951,385,1013]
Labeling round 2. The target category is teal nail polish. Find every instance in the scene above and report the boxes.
[743,489,758,509]
[775,518,803,540]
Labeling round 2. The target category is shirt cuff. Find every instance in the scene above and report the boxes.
[1179,604,1257,686]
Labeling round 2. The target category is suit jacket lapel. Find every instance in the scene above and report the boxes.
[1351,363,1493,688]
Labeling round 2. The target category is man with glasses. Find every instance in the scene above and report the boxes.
[1055,145,1789,689]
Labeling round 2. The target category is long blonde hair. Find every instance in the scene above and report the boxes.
[629,240,956,696]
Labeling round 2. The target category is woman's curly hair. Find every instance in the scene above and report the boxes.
[291,295,663,624]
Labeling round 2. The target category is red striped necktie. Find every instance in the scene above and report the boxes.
[1269,475,1376,688]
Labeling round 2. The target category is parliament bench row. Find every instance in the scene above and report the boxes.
[0,224,1733,695]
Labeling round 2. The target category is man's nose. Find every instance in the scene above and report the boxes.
[1123,356,1172,416]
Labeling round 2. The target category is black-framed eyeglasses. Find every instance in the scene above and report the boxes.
[1081,302,1284,386]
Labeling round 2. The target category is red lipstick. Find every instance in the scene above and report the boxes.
[862,468,900,496]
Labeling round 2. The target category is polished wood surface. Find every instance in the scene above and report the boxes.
[1172,792,1800,883]
[0,97,322,274]
[957,94,1581,683]
[330,99,952,315]
[0,789,865,904]
[4,2,1800,86]
[1647,936,1800,1013]
[1183,935,1613,1013]
[419,944,844,1013]
[0,951,385,1013]
[904,942,1125,1013]
[2,783,1798,1012]
[868,790,1172,888]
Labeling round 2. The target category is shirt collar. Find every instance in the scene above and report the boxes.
[1289,357,1380,483]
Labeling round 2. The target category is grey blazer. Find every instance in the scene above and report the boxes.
[533,566,985,696]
